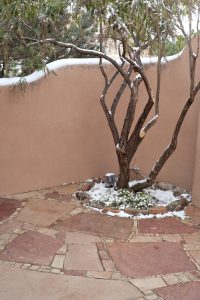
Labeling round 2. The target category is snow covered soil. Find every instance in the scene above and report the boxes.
[87,182,191,220]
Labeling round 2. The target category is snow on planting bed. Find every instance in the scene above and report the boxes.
[86,181,191,220]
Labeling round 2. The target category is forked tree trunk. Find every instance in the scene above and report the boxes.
[116,150,130,189]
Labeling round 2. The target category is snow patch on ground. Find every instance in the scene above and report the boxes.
[87,182,190,220]
[86,206,186,220]
[129,179,147,188]
[88,182,118,206]
[144,188,176,206]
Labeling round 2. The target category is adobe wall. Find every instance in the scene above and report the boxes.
[0,39,200,207]
[192,112,200,208]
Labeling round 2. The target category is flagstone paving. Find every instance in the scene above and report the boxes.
[0,265,143,300]
[64,244,103,271]
[0,183,200,299]
[44,191,72,202]
[0,231,63,265]
[138,217,198,234]
[16,198,75,226]
[108,242,196,278]
[155,281,200,300]
[0,198,21,221]
[0,220,21,235]
[52,212,133,239]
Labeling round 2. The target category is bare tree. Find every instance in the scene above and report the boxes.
[22,0,200,191]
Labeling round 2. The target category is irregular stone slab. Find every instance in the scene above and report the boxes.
[16,198,75,226]
[108,242,196,278]
[0,220,21,235]
[188,250,200,264]
[53,213,133,239]
[139,218,197,234]
[160,234,183,242]
[0,198,21,221]
[51,254,65,269]
[45,191,72,202]
[37,228,59,237]
[66,231,101,244]
[54,184,80,194]
[7,191,44,200]
[155,281,200,300]
[0,231,63,265]
[161,274,180,285]
[129,276,166,291]
[64,244,103,271]
[129,235,162,243]
[183,233,200,244]
[0,265,142,300]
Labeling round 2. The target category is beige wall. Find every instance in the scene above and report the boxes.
[192,111,200,208]
[0,39,200,206]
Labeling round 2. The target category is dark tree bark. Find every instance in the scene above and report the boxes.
[116,148,130,189]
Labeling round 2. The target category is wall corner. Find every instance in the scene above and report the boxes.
[192,109,200,208]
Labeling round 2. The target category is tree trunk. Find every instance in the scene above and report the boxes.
[116,150,130,189]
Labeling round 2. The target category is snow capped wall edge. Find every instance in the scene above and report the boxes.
[0,50,184,87]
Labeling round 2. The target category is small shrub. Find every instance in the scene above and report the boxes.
[110,189,157,210]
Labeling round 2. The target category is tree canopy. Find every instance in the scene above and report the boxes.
[1,0,199,78]
[0,0,98,77]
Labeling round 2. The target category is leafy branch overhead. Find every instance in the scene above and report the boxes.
[0,0,98,77]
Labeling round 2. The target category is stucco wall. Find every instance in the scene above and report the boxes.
[192,111,200,208]
[0,39,200,203]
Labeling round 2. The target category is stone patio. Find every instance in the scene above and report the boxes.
[0,183,200,299]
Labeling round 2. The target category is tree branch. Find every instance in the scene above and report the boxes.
[132,80,200,192]
[21,37,132,88]
[99,63,122,145]
[111,64,133,116]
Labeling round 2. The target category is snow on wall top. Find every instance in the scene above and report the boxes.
[0,50,183,87]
